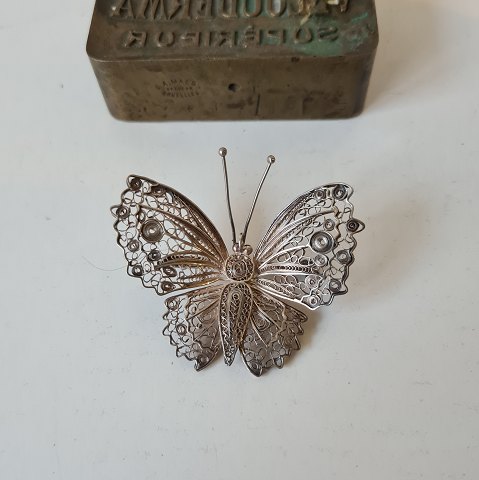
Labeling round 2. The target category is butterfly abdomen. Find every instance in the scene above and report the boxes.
[219,282,253,366]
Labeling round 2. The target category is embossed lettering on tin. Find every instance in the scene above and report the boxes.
[109,0,350,50]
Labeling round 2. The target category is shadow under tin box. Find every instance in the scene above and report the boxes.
[87,0,378,120]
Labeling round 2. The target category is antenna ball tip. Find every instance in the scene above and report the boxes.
[267,155,276,164]
[218,147,227,157]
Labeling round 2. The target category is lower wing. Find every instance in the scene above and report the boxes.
[163,285,223,371]
[163,284,307,376]
[240,287,307,377]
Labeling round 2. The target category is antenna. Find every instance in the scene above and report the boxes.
[218,147,237,245]
[240,155,276,246]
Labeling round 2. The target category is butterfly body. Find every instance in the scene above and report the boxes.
[112,168,364,376]
[219,281,253,366]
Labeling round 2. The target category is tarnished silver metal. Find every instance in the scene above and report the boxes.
[112,148,364,376]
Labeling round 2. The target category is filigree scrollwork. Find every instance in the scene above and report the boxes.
[113,176,364,376]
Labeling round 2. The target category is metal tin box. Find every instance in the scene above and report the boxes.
[87,0,378,120]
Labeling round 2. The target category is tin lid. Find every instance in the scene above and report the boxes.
[87,0,378,61]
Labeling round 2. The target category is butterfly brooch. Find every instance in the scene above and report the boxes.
[112,148,364,376]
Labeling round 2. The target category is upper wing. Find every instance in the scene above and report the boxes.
[112,175,228,295]
[240,287,307,377]
[254,183,364,310]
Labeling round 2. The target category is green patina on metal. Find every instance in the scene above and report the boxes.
[293,14,375,57]
[351,12,369,24]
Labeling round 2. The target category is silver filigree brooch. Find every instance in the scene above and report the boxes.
[111,148,364,376]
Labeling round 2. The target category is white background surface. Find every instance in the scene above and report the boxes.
[1,0,479,479]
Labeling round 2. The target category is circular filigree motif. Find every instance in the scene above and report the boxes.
[314,254,328,267]
[141,219,164,242]
[305,295,320,308]
[329,279,341,292]
[310,232,334,253]
[347,219,361,232]
[116,206,129,219]
[129,177,142,191]
[163,266,177,277]
[225,254,255,281]
[324,219,335,231]
[176,324,187,336]
[337,250,352,264]
[161,280,174,291]
[148,250,161,261]
[305,275,321,289]
[131,265,143,276]
[333,185,347,200]
[315,189,326,200]
[127,239,140,252]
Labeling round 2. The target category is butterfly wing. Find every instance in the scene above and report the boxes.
[254,183,364,310]
[112,175,228,295]
[163,285,224,371]
[240,287,307,377]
